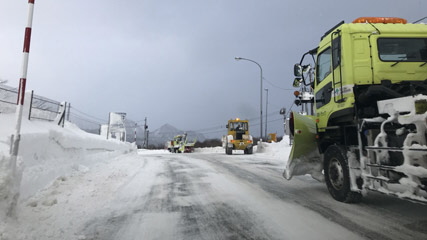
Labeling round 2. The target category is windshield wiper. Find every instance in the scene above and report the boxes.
[390,56,411,67]
[420,61,427,67]
[391,61,400,67]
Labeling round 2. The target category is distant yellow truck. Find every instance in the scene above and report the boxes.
[267,133,277,143]
[222,118,253,155]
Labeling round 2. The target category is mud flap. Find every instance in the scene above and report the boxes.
[283,112,324,181]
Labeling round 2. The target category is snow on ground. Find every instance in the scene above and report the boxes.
[195,138,291,159]
[0,113,136,237]
[0,112,293,239]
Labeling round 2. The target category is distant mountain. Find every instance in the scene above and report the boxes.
[148,123,206,147]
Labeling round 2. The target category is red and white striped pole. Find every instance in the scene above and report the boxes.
[10,0,35,164]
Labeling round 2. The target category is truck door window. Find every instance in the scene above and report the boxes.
[316,48,332,83]
[332,36,341,68]
[378,38,427,62]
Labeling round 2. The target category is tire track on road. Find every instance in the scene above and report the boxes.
[190,153,424,240]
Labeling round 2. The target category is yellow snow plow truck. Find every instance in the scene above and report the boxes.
[223,118,253,155]
[285,17,427,203]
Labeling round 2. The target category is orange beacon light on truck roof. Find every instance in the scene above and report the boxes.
[352,17,407,24]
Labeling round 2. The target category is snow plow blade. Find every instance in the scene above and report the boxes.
[283,112,323,181]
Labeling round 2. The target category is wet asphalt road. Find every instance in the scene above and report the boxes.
[81,152,427,240]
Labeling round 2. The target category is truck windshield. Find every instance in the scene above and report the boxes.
[378,38,427,62]
[230,122,248,131]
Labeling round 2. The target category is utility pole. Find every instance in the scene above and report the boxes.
[280,108,286,135]
[280,107,292,145]
[66,103,71,121]
[146,130,149,149]
[134,123,137,144]
[106,112,111,139]
[143,117,148,148]
[264,88,269,138]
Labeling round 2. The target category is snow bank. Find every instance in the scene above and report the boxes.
[137,149,171,155]
[193,137,292,162]
[258,137,292,162]
[18,120,135,200]
[0,113,136,222]
[0,152,21,220]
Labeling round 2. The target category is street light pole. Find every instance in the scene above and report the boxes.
[234,57,263,140]
[264,88,268,138]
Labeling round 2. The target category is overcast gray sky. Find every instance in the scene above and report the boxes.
[1,0,426,137]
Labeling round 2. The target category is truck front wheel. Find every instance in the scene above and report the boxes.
[324,145,362,203]
[226,146,232,155]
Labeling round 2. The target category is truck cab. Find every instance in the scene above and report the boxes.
[286,17,427,203]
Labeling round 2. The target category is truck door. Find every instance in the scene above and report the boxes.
[315,35,342,128]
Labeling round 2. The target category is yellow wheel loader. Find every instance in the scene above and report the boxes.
[284,17,427,203]
[222,119,253,155]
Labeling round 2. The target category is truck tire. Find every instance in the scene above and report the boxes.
[246,147,253,154]
[226,146,232,155]
[324,145,362,203]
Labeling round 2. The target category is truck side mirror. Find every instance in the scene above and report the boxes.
[226,124,229,128]
[293,78,302,88]
[294,64,303,77]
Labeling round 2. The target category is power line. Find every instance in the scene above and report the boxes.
[69,113,103,126]
[263,78,294,91]
[70,106,107,123]
[135,119,147,123]
[194,125,224,132]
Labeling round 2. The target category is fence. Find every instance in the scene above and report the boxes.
[0,86,63,123]
[29,91,63,122]
[0,85,18,114]
[0,85,140,142]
